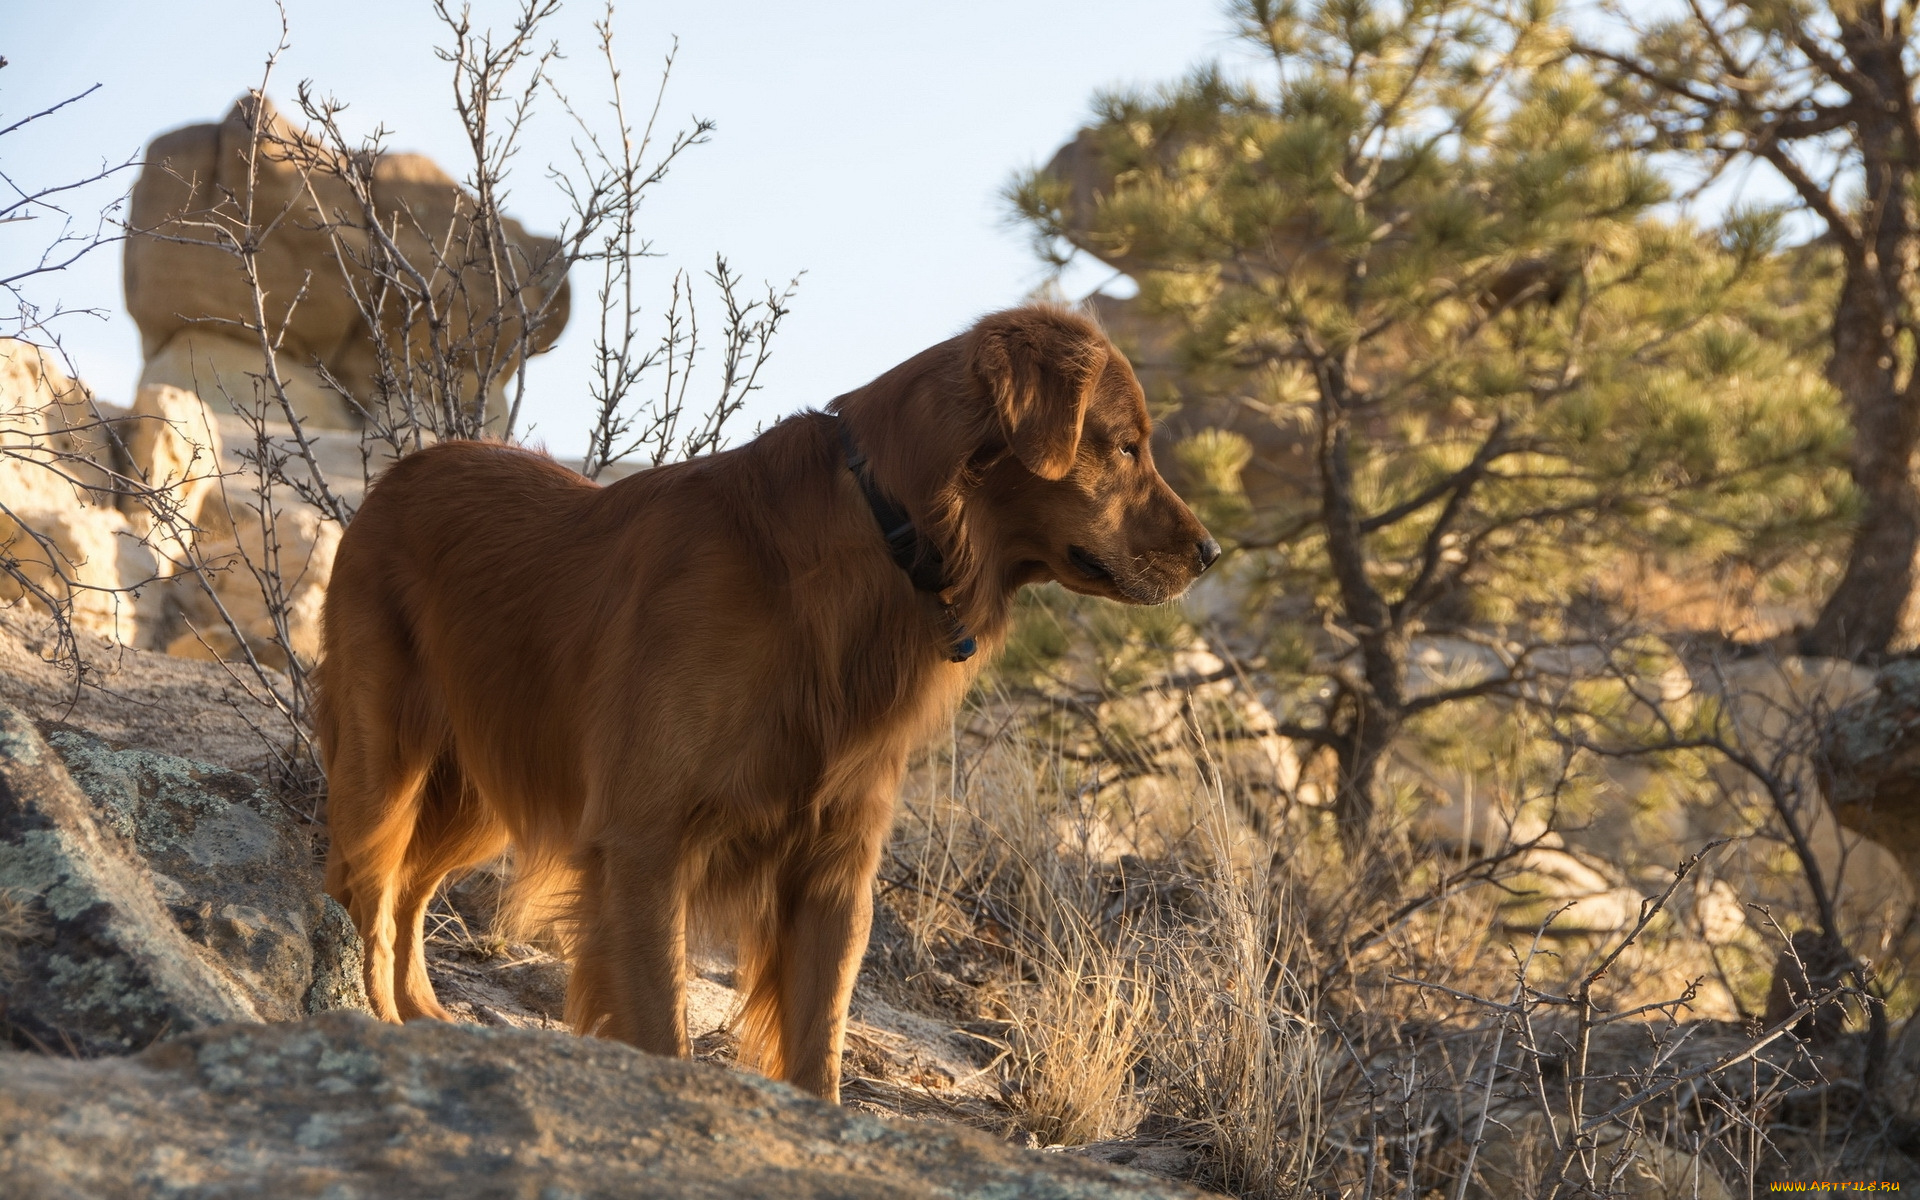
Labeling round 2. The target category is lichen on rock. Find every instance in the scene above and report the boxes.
[0,705,365,1055]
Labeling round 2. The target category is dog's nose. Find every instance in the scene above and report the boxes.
[1196,537,1221,572]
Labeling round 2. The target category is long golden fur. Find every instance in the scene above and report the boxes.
[315,305,1215,1100]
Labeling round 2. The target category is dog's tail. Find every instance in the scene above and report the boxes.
[481,772,592,958]
[557,842,614,1036]
[494,844,581,957]
[731,891,787,1079]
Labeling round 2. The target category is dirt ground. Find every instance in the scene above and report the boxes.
[418,862,1020,1139]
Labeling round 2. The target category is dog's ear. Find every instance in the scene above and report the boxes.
[967,308,1109,481]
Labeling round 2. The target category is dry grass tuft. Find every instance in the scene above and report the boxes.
[1009,934,1150,1147]
[0,886,48,983]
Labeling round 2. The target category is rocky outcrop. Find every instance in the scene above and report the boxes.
[0,336,341,665]
[117,382,225,564]
[125,93,569,433]
[0,340,247,652]
[0,1012,1207,1200]
[1467,1109,1734,1200]
[1822,660,1920,886]
[0,644,1190,1195]
[0,609,286,770]
[106,90,575,663]
[164,499,342,670]
[0,704,362,1054]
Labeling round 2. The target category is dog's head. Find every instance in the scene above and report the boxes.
[965,307,1218,605]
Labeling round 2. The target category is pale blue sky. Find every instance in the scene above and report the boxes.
[3,1,1238,454]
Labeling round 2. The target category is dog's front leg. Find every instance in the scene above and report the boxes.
[597,837,691,1059]
[776,806,890,1103]
[778,879,873,1102]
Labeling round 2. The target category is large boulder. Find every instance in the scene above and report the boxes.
[164,500,342,670]
[116,382,225,550]
[0,346,242,653]
[0,1012,1208,1199]
[0,338,116,506]
[1821,660,1920,886]
[0,704,363,1054]
[125,93,570,433]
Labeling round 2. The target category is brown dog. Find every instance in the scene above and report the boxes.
[315,305,1216,1100]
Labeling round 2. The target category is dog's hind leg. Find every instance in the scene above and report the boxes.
[323,680,447,1024]
[389,753,509,1022]
[326,750,432,1022]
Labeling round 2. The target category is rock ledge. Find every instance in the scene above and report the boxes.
[0,1011,1208,1200]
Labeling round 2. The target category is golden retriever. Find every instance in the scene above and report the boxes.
[315,304,1217,1100]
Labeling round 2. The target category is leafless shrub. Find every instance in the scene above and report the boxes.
[0,2,791,799]
[878,592,1912,1195]
[1,72,138,350]
[228,0,785,698]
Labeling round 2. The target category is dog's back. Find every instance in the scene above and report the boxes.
[319,442,602,844]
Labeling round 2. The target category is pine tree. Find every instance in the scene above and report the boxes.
[1010,0,1847,841]
[1580,0,1920,661]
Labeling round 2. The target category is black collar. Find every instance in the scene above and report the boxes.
[835,416,976,663]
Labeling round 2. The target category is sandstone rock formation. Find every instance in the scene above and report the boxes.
[0,334,346,666]
[125,94,569,434]
[0,338,248,653]
[0,341,158,645]
[119,382,224,548]
[0,1012,1206,1200]
[0,704,363,1055]
[165,500,341,670]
